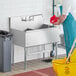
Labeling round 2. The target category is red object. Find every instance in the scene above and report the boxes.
[11,67,56,76]
[50,15,59,24]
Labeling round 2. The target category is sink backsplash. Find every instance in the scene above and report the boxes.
[10,14,43,31]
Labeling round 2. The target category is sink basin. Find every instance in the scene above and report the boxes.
[25,24,54,31]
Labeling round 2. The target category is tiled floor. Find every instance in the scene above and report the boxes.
[0,59,52,76]
[0,44,66,76]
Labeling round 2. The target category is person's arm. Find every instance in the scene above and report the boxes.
[54,0,71,25]
[53,15,67,25]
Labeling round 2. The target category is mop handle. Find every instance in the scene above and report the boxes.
[66,39,76,63]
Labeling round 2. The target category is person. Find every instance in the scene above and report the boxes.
[53,0,76,57]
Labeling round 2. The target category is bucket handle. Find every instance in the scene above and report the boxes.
[66,38,76,63]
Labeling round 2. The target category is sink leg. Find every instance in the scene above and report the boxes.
[24,47,27,70]
[43,45,45,60]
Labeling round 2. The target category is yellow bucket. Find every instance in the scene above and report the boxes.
[52,58,76,76]
[52,39,76,76]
